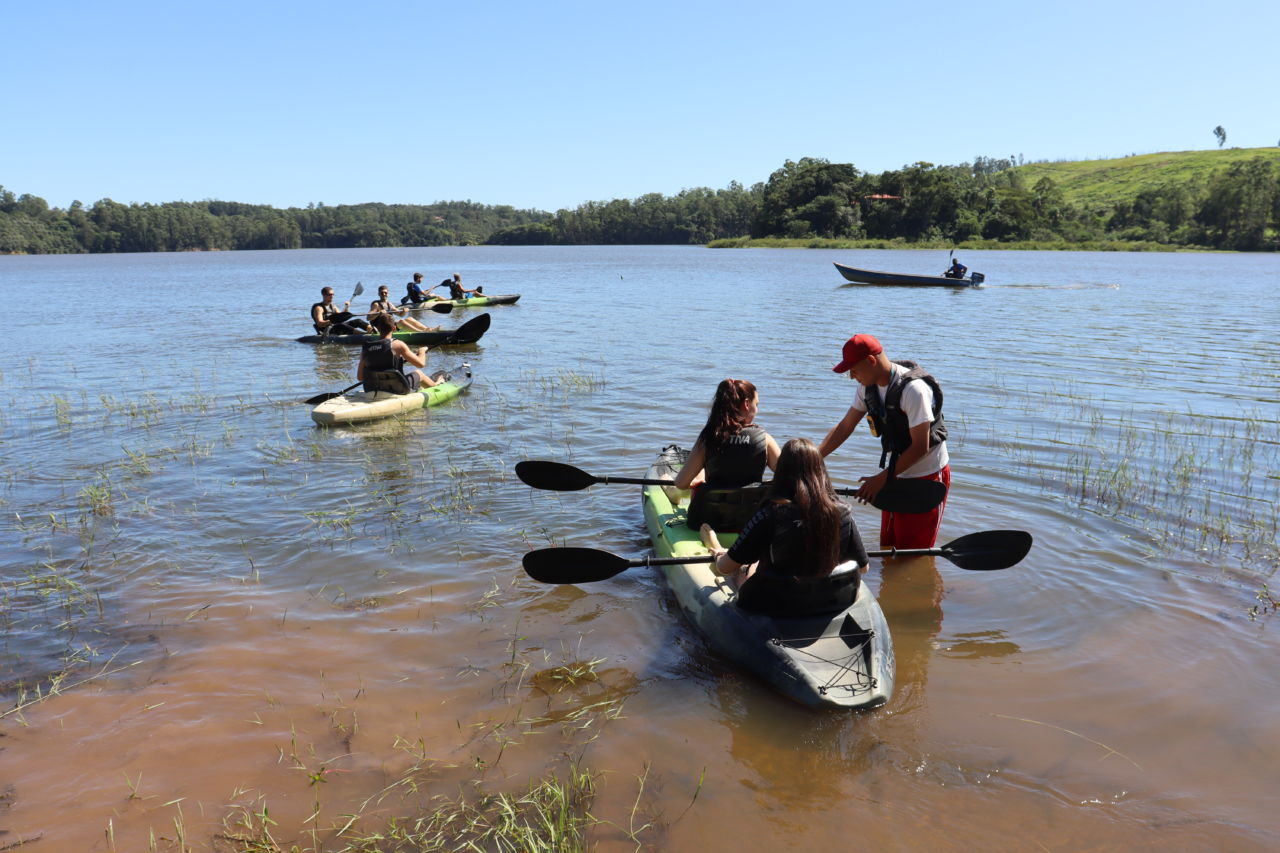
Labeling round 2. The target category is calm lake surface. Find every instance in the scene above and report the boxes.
[1,245,1278,850]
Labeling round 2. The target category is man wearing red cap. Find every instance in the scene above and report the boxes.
[819,334,950,548]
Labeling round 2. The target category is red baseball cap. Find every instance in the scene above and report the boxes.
[832,334,883,373]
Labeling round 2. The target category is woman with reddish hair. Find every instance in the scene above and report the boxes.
[671,378,781,492]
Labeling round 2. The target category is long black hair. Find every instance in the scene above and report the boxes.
[699,378,757,454]
[768,438,842,577]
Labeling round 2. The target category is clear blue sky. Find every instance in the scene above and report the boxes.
[5,0,1276,212]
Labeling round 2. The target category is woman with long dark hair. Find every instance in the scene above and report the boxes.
[701,438,868,584]
[671,378,781,491]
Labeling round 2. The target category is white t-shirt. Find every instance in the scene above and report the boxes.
[851,363,949,477]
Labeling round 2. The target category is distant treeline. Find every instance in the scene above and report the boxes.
[3,152,1278,253]
[487,155,1280,251]
[0,194,551,254]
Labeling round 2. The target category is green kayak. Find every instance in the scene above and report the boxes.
[401,293,520,311]
[642,445,895,710]
[311,364,473,425]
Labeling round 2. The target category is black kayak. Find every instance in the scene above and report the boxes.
[296,313,491,345]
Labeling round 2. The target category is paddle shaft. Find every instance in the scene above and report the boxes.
[522,466,935,507]
[611,544,949,569]
[520,529,1031,583]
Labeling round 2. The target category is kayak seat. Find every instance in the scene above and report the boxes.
[686,484,769,532]
[735,562,861,618]
[362,370,413,395]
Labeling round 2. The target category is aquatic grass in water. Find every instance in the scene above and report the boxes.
[995,382,1280,581]
[205,620,651,852]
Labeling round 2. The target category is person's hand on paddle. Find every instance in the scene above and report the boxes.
[854,469,890,505]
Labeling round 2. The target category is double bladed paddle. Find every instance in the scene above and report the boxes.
[522,530,1033,585]
[303,313,491,405]
[514,459,947,515]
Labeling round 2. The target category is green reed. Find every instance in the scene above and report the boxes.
[996,383,1279,581]
[206,616,660,853]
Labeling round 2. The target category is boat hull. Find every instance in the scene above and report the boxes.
[310,365,473,425]
[835,262,983,287]
[295,313,491,346]
[401,293,521,311]
[641,446,894,710]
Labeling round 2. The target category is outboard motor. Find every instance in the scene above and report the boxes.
[970,271,985,285]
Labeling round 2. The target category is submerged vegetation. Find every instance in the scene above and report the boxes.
[990,383,1280,582]
[5,148,1279,254]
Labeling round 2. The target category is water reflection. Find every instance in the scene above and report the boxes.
[874,555,945,713]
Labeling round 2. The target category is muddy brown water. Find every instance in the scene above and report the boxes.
[1,246,1277,850]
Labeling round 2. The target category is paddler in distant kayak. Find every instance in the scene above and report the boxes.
[358,314,440,390]
[369,285,438,332]
[312,286,372,336]
[446,273,482,300]
[403,272,447,305]
[819,333,950,548]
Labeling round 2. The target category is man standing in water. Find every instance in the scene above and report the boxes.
[819,333,950,548]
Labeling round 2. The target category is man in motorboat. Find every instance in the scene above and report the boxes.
[943,258,968,279]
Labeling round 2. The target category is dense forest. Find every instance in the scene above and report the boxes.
[3,150,1278,254]
[0,195,550,254]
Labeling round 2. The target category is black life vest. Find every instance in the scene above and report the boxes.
[739,500,860,579]
[864,361,947,469]
[312,300,339,333]
[361,337,403,373]
[701,424,769,489]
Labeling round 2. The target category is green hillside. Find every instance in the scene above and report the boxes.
[1013,147,1280,212]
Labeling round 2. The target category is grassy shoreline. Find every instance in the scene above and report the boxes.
[706,236,1221,252]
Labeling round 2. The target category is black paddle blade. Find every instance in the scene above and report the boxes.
[522,547,632,584]
[447,312,492,344]
[870,478,947,514]
[516,461,599,491]
[304,381,362,406]
[941,530,1033,571]
[428,301,455,313]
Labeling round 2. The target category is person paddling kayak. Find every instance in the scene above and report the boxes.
[446,273,482,300]
[819,333,950,548]
[404,272,446,305]
[311,286,372,336]
[357,314,440,391]
[369,285,437,332]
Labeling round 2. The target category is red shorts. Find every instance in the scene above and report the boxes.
[880,465,950,549]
